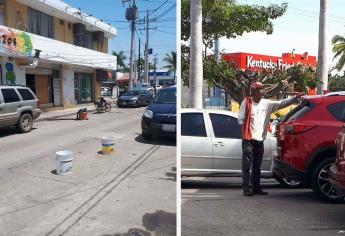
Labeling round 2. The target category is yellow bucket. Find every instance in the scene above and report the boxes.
[102,137,115,155]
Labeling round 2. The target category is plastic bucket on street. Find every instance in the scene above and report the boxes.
[102,137,115,155]
[55,150,73,175]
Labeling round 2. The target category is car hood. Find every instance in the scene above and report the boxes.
[147,102,176,114]
[146,102,176,124]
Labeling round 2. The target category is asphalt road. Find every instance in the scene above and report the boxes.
[182,177,345,236]
[0,107,176,235]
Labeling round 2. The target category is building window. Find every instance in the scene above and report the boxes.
[74,73,93,104]
[28,7,54,38]
[73,23,92,49]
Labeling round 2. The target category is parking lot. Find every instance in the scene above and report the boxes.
[182,177,345,236]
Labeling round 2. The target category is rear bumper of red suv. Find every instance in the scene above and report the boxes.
[273,159,307,183]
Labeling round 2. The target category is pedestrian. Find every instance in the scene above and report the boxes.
[238,82,303,196]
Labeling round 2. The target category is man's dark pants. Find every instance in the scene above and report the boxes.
[242,139,264,192]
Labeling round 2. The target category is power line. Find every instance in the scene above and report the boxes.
[148,0,170,17]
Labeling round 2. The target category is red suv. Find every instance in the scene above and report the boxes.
[330,124,345,194]
[274,92,345,203]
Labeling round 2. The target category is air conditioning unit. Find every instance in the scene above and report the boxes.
[92,31,104,42]
[73,23,85,34]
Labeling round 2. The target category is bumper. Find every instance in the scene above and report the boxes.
[141,117,176,136]
[273,159,307,183]
[117,100,137,107]
[330,164,345,193]
[33,109,42,120]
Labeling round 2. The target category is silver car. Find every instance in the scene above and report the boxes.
[181,109,300,187]
[0,86,41,132]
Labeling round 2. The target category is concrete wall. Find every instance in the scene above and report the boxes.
[54,17,65,42]
[62,66,75,108]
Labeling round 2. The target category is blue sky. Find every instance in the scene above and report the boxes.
[219,0,345,72]
[63,0,176,68]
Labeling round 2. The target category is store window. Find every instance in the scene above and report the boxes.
[28,7,54,38]
[74,73,93,104]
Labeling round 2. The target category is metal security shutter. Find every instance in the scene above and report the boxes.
[52,70,61,106]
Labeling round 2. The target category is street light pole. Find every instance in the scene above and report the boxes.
[144,10,150,84]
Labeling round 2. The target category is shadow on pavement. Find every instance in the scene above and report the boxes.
[134,134,176,147]
[0,127,37,138]
[103,210,176,236]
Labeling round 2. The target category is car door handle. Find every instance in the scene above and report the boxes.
[17,104,23,108]
[214,142,224,147]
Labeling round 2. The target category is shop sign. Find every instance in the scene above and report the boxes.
[0,26,33,56]
[246,56,298,70]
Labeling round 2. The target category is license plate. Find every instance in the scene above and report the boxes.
[162,124,176,132]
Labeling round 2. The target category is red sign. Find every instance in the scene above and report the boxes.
[222,52,317,70]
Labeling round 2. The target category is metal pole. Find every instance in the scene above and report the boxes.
[138,38,141,83]
[144,10,149,84]
[153,55,158,95]
[317,0,328,94]
[128,0,136,90]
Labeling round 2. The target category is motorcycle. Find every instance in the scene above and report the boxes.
[96,98,112,113]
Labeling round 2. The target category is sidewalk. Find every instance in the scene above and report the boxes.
[36,97,117,122]
[36,104,96,121]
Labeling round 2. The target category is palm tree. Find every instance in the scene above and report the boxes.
[162,51,176,83]
[189,0,203,109]
[112,51,128,72]
[332,34,345,71]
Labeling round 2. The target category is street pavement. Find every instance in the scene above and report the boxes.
[182,177,345,236]
[0,107,176,235]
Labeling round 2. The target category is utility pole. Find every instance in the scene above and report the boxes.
[144,10,149,84]
[138,38,141,83]
[317,0,328,94]
[125,0,137,90]
[153,54,158,95]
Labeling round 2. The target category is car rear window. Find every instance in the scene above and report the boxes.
[327,101,345,122]
[17,88,35,101]
[181,113,207,137]
[1,88,20,103]
[283,100,312,122]
[209,113,241,139]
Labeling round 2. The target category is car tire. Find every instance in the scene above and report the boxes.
[311,158,345,203]
[274,176,304,188]
[17,113,33,133]
[106,104,112,112]
[142,131,152,140]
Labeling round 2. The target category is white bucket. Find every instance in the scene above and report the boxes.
[55,150,73,175]
[102,137,115,155]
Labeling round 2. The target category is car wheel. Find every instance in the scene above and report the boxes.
[142,131,152,140]
[17,113,33,133]
[311,158,345,203]
[274,176,304,188]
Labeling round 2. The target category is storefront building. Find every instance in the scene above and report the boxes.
[0,0,117,108]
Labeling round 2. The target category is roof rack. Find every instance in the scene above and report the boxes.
[324,91,345,96]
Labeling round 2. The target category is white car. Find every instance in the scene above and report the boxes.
[181,108,301,187]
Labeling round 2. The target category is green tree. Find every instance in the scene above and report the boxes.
[202,56,318,104]
[182,0,288,48]
[112,51,128,72]
[162,51,177,83]
[332,34,345,71]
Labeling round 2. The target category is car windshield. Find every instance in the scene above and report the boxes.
[124,90,140,96]
[153,89,176,104]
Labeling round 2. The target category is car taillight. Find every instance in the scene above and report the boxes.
[284,123,316,135]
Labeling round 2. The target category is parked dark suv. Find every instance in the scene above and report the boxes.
[274,92,345,202]
[0,86,41,133]
[141,86,176,139]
